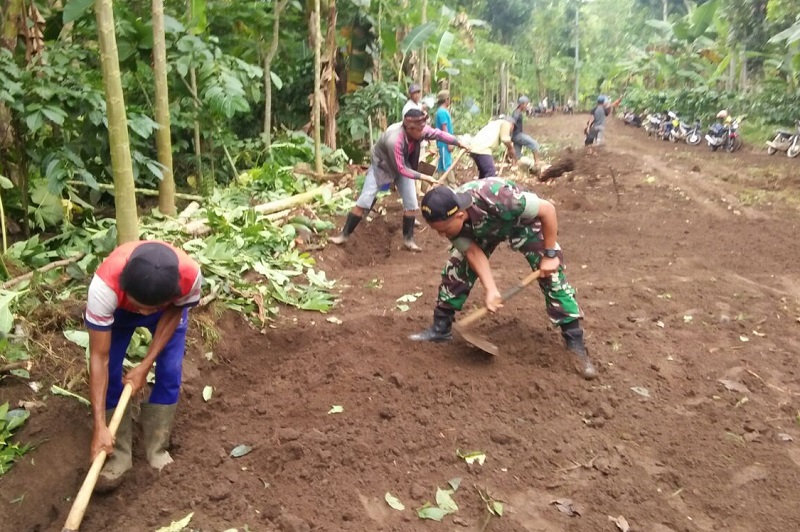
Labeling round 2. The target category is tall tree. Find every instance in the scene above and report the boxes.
[152,0,176,215]
[312,0,323,174]
[322,0,338,149]
[95,0,139,243]
[263,0,290,146]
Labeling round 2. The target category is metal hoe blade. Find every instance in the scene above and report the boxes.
[453,323,499,356]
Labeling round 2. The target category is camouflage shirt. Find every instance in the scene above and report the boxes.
[450,178,542,253]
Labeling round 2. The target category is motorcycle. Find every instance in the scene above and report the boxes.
[644,113,662,137]
[766,120,800,158]
[668,120,691,143]
[706,119,743,152]
[685,120,702,146]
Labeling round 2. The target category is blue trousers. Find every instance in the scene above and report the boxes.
[105,308,189,409]
[437,142,453,173]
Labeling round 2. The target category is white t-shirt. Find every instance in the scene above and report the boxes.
[402,99,423,119]
[469,120,513,155]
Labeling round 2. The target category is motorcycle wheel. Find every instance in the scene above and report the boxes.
[767,146,777,155]
[711,144,719,152]
[687,134,701,146]
[788,145,800,158]
[730,137,743,152]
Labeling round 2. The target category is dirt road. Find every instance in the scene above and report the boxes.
[2,115,800,532]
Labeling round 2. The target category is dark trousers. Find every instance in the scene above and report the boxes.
[470,153,497,179]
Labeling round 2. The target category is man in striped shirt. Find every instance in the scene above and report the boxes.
[330,109,468,251]
[85,240,202,491]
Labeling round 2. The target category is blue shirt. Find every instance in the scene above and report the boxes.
[434,106,453,147]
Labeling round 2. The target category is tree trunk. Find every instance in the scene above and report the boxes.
[263,0,289,145]
[418,0,427,90]
[499,62,507,113]
[95,0,139,243]
[322,0,337,150]
[312,0,323,174]
[1,0,24,51]
[152,0,175,216]
[662,0,668,21]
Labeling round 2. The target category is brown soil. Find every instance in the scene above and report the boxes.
[3,115,800,532]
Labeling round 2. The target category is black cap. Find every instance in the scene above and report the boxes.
[120,242,180,306]
[421,187,473,222]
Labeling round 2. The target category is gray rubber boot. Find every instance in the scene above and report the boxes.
[409,308,453,342]
[94,404,133,493]
[561,325,598,380]
[140,403,177,470]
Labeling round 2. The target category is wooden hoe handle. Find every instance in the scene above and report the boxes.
[62,383,133,532]
[435,148,467,185]
[457,270,542,328]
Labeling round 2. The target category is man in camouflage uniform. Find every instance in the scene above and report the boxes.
[410,178,597,379]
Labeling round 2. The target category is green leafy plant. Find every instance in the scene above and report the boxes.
[0,403,31,476]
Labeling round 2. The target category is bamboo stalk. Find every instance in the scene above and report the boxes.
[2,253,86,289]
[67,181,203,202]
[252,184,332,215]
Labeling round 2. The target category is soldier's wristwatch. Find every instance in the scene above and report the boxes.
[543,248,558,259]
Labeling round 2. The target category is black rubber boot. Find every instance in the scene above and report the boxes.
[329,213,362,245]
[561,322,597,380]
[409,308,454,342]
[402,215,421,252]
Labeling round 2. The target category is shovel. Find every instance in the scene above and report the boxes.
[62,383,133,532]
[435,148,467,185]
[452,270,542,356]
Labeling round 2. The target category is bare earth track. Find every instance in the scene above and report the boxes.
[2,115,800,532]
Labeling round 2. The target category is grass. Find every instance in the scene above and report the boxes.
[739,120,778,147]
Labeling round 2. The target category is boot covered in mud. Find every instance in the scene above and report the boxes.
[402,215,422,252]
[94,404,133,493]
[409,308,453,342]
[329,212,362,245]
[560,322,597,380]
[140,403,177,470]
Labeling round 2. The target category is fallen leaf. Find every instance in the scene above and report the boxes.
[608,515,630,532]
[490,501,504,516]
[396,292,423,303]
[551,498,582,517]
[156,512,194,532]
[630,386,650,398]
[202,385,213,402]
[683,315,693,323]
[50,385,90,406]
[385,492,405,511]
[739,335,750,342]
[417,504,449,521]
[453,516,469,526]
[456,450,486,465]
[204,351,214,361]
[328,405,344,414]
[777,433,793,442]
[326,316,343,325]
[435,488,458,513]
[718,379,751,394]
[735,396,749,408]
[230,444,252,458]
[752,330,766,337]
[448,477,462,492]
[656,320,665,328]
[396,304,410,312]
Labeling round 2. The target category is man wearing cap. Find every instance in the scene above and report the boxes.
[329,109,468,251]
[586,96,607,146]
[86,240,203,491]
[434,90,454,174]
[508,96,543,167]
[402,84,424,119]
[467,118,516,179]
[409,179,597,379]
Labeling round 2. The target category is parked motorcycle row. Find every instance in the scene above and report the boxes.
[622,110,741,152]
[623,109,800,159]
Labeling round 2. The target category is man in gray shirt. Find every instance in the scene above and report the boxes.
[586,96,607,145]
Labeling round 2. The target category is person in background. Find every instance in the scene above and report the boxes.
[402,84,424,119]
[467,118,516,179]
[507,96,543,167]
[434,90,454,174]
[586,96,607,148]
[329,109,468,251]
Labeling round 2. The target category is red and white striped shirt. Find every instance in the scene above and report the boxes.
[85,241,202,330]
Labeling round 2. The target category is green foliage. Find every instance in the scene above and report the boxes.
[338,82,406,160]
[0,403,31,477]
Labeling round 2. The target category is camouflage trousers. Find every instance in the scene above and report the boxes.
[436,226,583,325]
